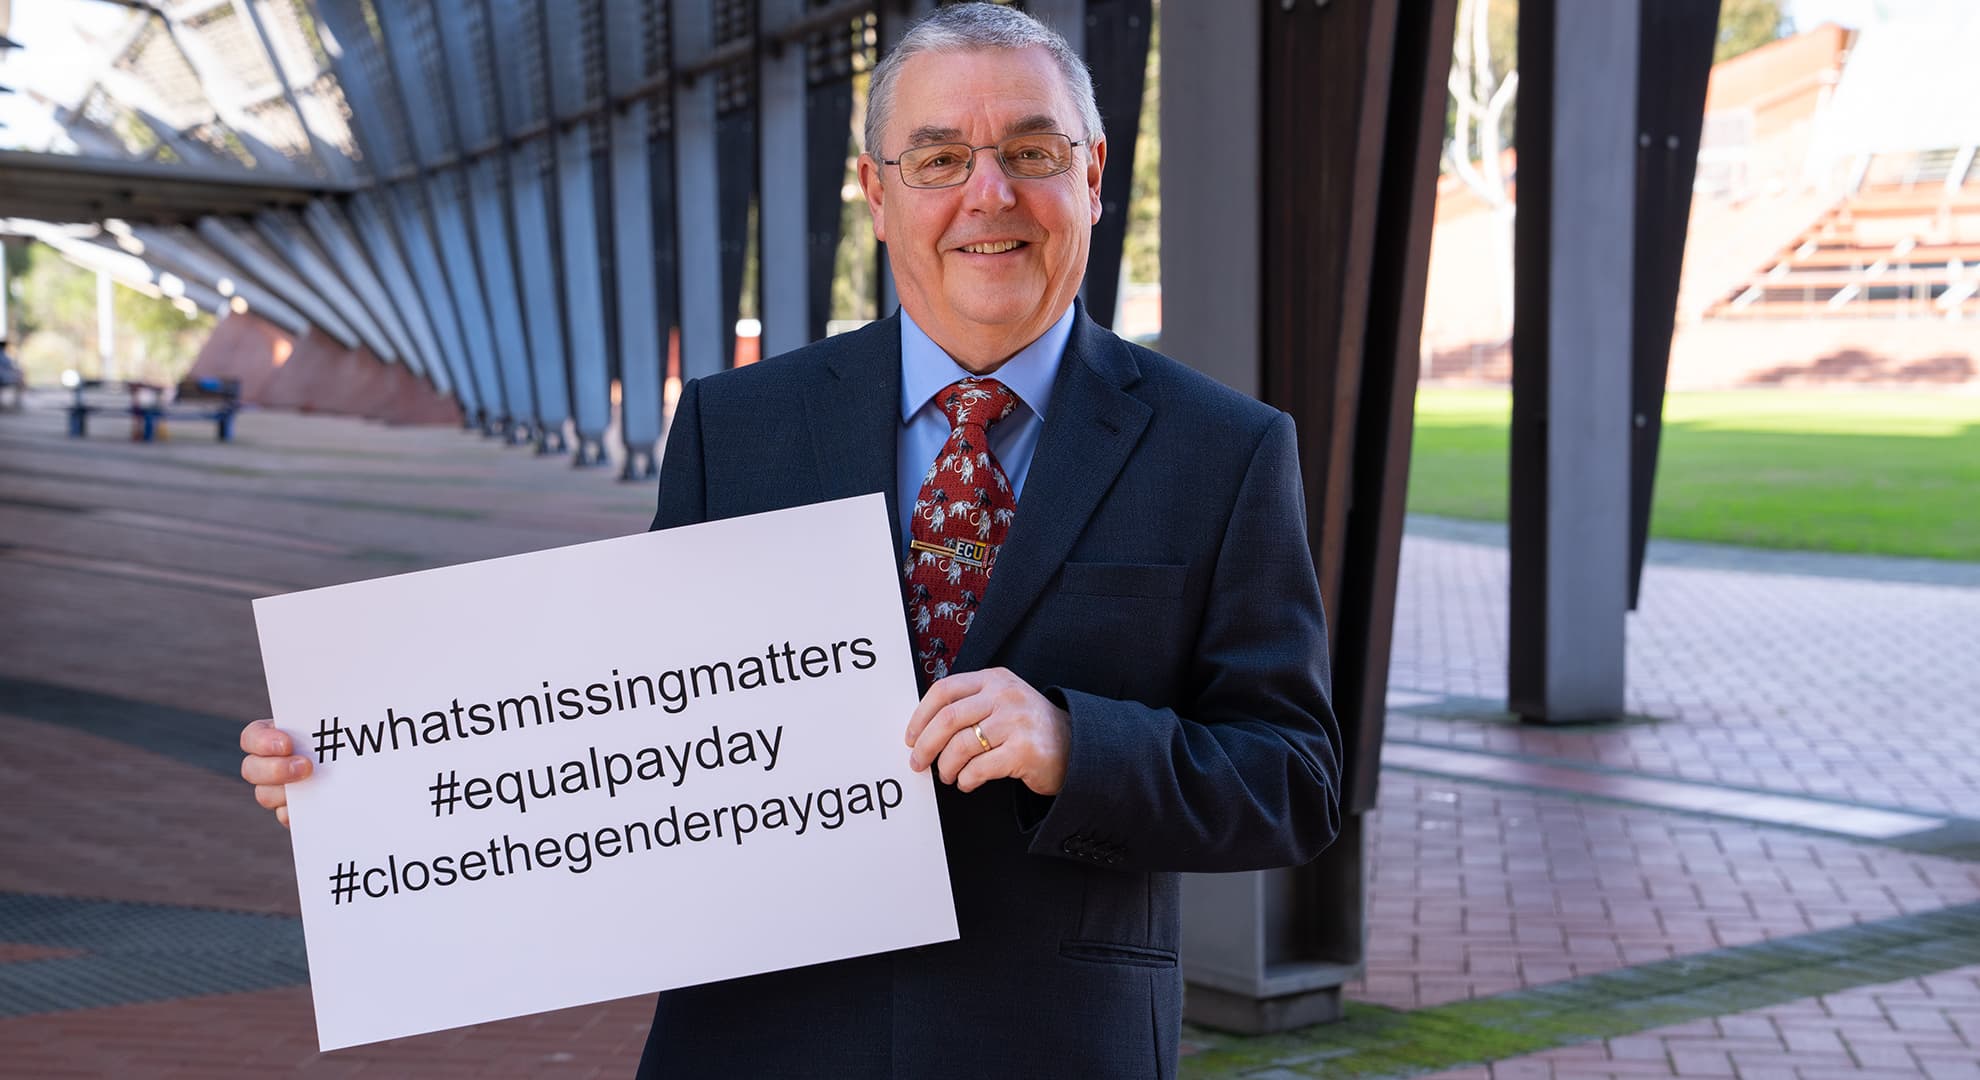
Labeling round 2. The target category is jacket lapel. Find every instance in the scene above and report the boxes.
[804,315,906,566]
[955,310,1150,672]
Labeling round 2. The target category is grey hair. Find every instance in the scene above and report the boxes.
[863,3,1105,159]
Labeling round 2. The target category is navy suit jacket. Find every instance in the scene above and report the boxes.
[636,308,1340,1078]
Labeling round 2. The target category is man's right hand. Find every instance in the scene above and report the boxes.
[240,719,313,828]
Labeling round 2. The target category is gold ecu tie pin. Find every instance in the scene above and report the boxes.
[910,538,989,568]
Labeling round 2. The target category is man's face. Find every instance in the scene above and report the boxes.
[858,46,1106,368]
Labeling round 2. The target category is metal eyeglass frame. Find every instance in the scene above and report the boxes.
[880,133,1089,189]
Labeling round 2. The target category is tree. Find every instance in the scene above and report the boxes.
[11,242,213,385]
[1444,0,1519,339]
[1716,0,1786,64]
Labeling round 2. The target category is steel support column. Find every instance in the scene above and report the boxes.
[344,192,457,395]
[602,0,672,478]
[873,0,937,318]
[1509,0,1639,723]
[372,0,509,431]
[1628,0,1719,609]
[484,0,574,452]
[432,0,541,444]
[300,200,431,379]
[250,211,396,360]
[758,0,817,360]
[672,0,731,381]
[193,217,362,349]
[541,0,615,464]
[311,0,477,412]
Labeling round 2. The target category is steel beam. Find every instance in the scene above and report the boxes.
[1509,0,1639,723]
[300,199,431,379]
[311,0,475,411]
[671,0,729,381]
[483,0,573,452]
[432,0,540,441]
[130,225,313,337]
[372,0,509,430]
[0,146,345,225]
[344,192,454,394]
[194,216,362,349]
[1628,0,1719,609]
[758,0,814,360]
[154,8,316,177]
[232,0,350,180]
[250,211,397,360]
[873,0,937,317]
[602,0,670,478]
[540,0,614,463]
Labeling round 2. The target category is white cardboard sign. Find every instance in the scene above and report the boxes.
[255,494,957,1051]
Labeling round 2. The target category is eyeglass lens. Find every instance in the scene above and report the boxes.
[898,134,1075,188]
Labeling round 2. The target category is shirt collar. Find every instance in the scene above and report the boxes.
[898,304,1074,423]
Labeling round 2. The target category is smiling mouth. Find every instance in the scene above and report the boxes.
[957,240,1026,254]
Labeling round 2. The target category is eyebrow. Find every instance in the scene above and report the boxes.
[902,114,1067,147]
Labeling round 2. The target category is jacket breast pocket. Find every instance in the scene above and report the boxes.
[1059,562,1188,599]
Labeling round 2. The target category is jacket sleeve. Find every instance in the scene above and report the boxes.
[649,378,707,532]
[1025,412,1342,873]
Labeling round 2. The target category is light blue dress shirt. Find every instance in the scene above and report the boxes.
[896,304,1074,548]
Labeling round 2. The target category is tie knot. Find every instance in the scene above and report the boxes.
[937,377,1020,432]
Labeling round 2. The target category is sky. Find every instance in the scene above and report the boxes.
[0,0,136,151]
[1787,0,1978,30]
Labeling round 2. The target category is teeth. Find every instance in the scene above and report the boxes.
[961,240,1022,254]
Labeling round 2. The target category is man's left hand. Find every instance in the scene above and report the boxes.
[906,668,1070,796]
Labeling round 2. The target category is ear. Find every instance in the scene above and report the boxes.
[1085,136,1107,225]
[857,153,888,244]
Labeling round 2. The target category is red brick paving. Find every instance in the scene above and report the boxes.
[0,987,651,1078]
[1390,533,1980,818]
[1346,771,1980,1010]
[5,407,1979,1076]
[0,944,82,964]
[1418,963,1980,1079]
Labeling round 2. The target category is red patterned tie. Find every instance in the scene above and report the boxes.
[904,377,1021,686]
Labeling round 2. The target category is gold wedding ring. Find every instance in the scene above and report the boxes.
[974,723,991,751]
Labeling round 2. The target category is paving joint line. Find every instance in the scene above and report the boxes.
[1380,740,1980,859]
[1181,901,1980,1078]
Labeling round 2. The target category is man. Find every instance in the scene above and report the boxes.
[241,5,1339,1075]
[0,340,22,411]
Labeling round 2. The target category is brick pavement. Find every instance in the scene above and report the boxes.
[1388,523,1980,817]
[1346,771,1980,1011]
[1415,964,1980,1080]
[3,403,1977,1076]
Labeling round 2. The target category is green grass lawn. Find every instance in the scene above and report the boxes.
[1407,388,1980,561]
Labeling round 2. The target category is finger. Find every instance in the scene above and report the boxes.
[906,670,991,745]
[240,718,292,757]
[910,694,994,771]
[934,719,997,785]
[242,753,311,787]
[956,744,1022,793]
[276,805,290,829]
[254,783,289,811]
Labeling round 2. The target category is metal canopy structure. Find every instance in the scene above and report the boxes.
[0,0,1714,1039]
[0,146,351,221]
[0,0,1139,468]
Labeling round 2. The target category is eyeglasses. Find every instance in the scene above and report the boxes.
[882,132,1087,189]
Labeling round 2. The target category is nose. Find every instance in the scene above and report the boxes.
[960,146,1017,212]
